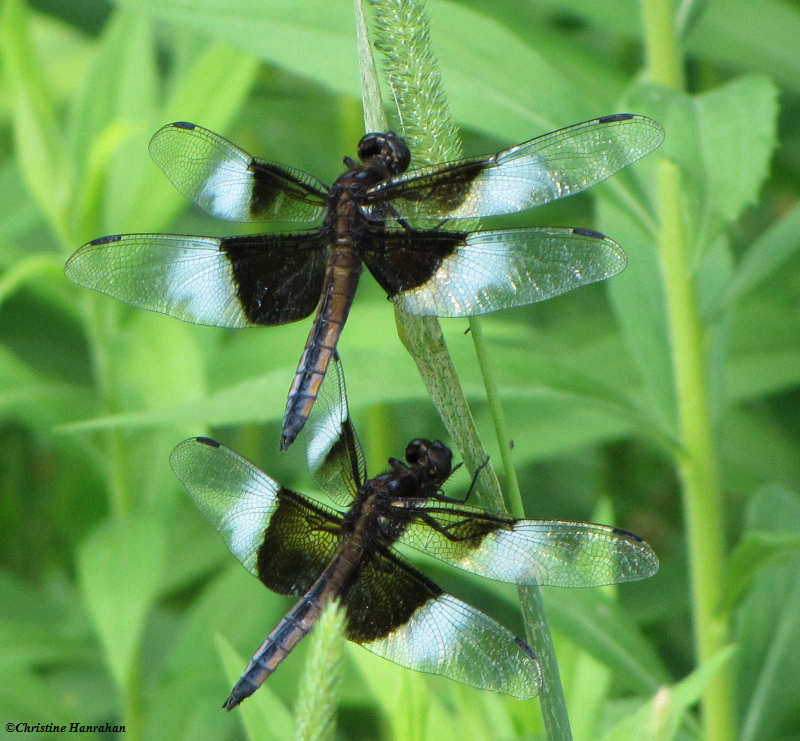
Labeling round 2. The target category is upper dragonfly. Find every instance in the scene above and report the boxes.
[65,115,663,449]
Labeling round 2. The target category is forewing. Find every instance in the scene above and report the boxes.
[364,227,625,318]
[302,352,367,506]
[170,437,342,595]
[344,547,541,698]
[149,122,328,222]
[363,114,663,221]
[398,503,659,587]
[64,231,328,327]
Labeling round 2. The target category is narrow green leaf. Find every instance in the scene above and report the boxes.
[110,0,604,141]
[741,573,800,741]
[68,11,154,234]
[675,0,709,38]
[598,645,735,741]
[566,498,615,740]
[566,645,612,741]
[725,299,800,403]
[736,485,800,741]
[0,254,63,308]
[1,0,69,236]
[686,0,800,93]
[499,0,800,96]
[0,621,93,669]
[77,515,166,692]
[599,196,677,438]
[0,669,76,721]
[103,13,159,233]
[720,530,800,614]
[544,589,668,695]
[349,645,431,741]
[429,0,589,137]
[113,0,358,96]
[134,42,259,230]
[216,634,293,741]
[720,203,800,311]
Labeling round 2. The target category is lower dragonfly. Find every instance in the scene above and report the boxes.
[170,353,659,709]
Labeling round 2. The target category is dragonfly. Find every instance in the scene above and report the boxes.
[170,352,659,709]
[66,114,663,449]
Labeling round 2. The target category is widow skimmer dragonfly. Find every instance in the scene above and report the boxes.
[170,353,658,709]
[65,114,663,450]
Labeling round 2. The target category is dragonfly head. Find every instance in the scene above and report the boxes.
[357,132,411,175]
[404,439,453,483]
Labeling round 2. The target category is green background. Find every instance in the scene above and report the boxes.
[1,0,798,739]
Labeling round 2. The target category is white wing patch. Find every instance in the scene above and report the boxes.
[393,227,625,317]
[164,237,250,327]
[361,593,541,699]
[196,154,256,221]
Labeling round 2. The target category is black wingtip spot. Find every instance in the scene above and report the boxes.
[89,234,123,246]
[172,121,196,130]
[195,436,220,448]
[515,636,537,661]
[573,226,607,240]
[611,525,647,543]
[598,113,634,124]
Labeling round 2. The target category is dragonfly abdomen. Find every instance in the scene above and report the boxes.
[281,244,363,450]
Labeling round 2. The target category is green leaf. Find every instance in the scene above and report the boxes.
[720,530,800,614]
[736,485,800,741]
[102,13,159,233]
[216,634,294,741]
[725,298,800,403]
[598,645,735,741]
[0,572,93,670]
[348,646,435,740]
[428,0,590,137]
[720,202,800,312]
[133,41,259,231]
[148,567,295,739]
[599,196,677,439]
[109,0,621,143]
[686,0,800,93]
[720,408,800,495]
[0,668,76,721]
[0,345,95,427]
[499,0,800,96]
[113,313,206,411]
[544,589,669,695]
[68,10,155,237]
[675,0,709,38]
[77,515,167,692]
[0,254,64,315]
[663,76,779,260]
[566,643,612,741]
[1,0,69,237]
[112,0,358,97]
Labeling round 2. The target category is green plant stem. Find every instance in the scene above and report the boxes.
[358,2,572,738]
[467,318,524,519]
[641,3,735,741]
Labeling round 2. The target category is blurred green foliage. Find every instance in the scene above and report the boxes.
[0,1,798,740]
